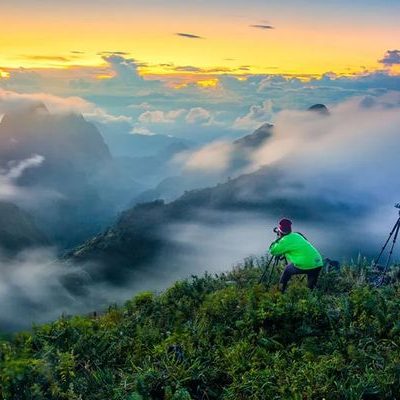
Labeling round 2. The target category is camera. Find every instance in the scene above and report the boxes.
[273,227,279,234]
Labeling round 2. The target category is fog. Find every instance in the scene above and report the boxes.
[160,210,393,279]
[0,155,44,201]
[0,247,150,331]
[0,207,395,331]
[1,93,400,331]
[179,92,400,247]
[144,93,400,295]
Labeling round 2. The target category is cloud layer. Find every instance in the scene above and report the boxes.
[1,92,400,331]
[2,52,400,144]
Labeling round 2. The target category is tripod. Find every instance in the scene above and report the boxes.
[259,255,281,285]
[373,203,400,287]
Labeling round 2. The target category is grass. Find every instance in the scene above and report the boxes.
[1,256,400,399]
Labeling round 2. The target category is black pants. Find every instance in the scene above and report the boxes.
[280,263,322,293]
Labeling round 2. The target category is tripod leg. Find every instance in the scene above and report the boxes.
[377,219,400,287]
[375,218,400,265]
[259,256,274,284]
[267,257,280,286]
[384,219,400,272]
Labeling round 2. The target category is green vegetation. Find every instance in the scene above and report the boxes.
[2,258,400,399]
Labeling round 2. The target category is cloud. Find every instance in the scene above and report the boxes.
[0,247,136,330]
[379,50,400,66]
[5,155,44,180]
[2,92,400,331]
[168,65,232,74]
[99,54,163,95]
[102,54,146,85]
[257,75,291,91]
[138,107,214,127]
[233,99,273,130]
[0,88,134,134]
[2,56,400,142]
[250,93,400,197]
[161,212,276,279]
[98,51,130,56]
[131,125,155,135]
[138,109,186,124]
[128,102,154,110]
[0,155,45,201]
[0,88,91,114]
[84,108,132,125]
[182,140,234,172]
[161,93,400,281]
[0,68,42,88]
[185,107,212,124]
[174,91,400,211]
[0,213,270,331]
[21,55,73,62]
[176,32,204,39]
[174,66,203,72]
[249,24,275,30]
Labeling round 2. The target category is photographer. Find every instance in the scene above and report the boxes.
[269,219,323,293]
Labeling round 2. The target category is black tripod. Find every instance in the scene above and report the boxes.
[373,203,400,286]
[259,255,281,285]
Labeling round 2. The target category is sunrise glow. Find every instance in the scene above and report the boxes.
[1,0,399,81]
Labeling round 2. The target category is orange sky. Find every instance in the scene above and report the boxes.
[0,1,399,78]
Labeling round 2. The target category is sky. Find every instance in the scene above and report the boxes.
[0,0,400,329]
[1,0,399,75]
[0,0,399,141]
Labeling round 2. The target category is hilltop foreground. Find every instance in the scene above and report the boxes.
[1,259,400,399]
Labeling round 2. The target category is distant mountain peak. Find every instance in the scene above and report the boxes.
[307,104,330,115]
[234,122,274,149]
[9,101,48,116]
[29,101,49,114]
[0,102,111,169]
[0,101,49,125]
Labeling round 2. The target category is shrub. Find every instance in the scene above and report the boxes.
[1,258,400,399]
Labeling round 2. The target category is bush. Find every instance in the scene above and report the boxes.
[1,259,400,399]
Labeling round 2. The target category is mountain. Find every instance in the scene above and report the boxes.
[69,106,370,284]
[307,103,330,115]
[68,162,360,284]
[114,141,190,186]
[134,123,274,204]
[0,102,111,169]
[0,103,143,248]
[101,131,191,158]
[233,122,273,150]
[0,201,48,254]
[2,260,400,399]
[102,131,193,191]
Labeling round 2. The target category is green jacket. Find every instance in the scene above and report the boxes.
[269,232,323,270]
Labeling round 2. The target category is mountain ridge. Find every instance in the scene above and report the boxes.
[0,103,144,248]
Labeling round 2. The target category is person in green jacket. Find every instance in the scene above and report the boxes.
[269,218,323,293]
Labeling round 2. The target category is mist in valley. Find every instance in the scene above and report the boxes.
[0,89,400,330]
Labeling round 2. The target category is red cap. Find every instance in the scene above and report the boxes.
[278,218,292,234]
